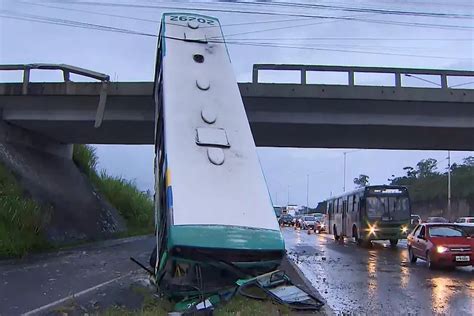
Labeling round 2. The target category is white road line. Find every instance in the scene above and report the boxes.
[22,270,139,316]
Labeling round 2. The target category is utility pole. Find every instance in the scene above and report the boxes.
[306,174,309,214]
[343,152,347,192]
[447,151,451,217]
[275,191,278,206]
[287,185,290,206]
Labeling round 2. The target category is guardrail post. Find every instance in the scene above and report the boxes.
[94,81,109,128]
[63,70,70,82]
[348,70,355,86]
[441,74,448,89]
[301,69,306,84]
[22,68,30,95]
[63,70,72,94]
[252,66,259,83]
[395,73,401,87]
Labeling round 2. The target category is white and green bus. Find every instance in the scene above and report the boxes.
[151,13,285,296]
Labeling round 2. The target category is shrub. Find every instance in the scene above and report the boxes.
[0,164,51,257]
[72,145,154,235]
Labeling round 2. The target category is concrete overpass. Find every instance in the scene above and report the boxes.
[1,64,473,150]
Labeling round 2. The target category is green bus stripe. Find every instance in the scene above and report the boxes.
[168,225,285,250]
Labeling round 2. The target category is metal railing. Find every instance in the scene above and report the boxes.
[252,64,474,89]
[0,63,110,128]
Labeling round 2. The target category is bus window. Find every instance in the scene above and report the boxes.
[366,196,410,220]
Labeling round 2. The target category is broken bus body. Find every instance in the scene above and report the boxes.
[151,13,285,296]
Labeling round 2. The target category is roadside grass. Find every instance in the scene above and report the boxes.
[215,295,291,316]
[101,293,292,316]
[0,163,51,257]
[73,145,154,236]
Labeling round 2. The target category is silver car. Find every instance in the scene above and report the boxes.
[301,216,317,230]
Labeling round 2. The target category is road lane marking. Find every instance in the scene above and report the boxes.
[22,270,140,316]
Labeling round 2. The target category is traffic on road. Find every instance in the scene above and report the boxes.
[282,226,473,315]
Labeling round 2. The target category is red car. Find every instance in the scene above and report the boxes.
[407,223,473,269]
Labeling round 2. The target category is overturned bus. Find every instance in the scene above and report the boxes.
[150,13,285,297]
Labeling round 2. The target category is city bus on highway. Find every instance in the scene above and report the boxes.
[327,185,411,246]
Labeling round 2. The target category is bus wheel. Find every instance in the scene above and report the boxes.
[389,239,398,247]
[354,226,365,246]
[353,226,359,243]
[333,226,340,241]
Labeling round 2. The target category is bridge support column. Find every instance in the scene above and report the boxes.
[0,120,73,159]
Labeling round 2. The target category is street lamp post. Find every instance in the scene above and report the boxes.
[447,151,451,216]
[287,185,290,206]
[306,174,309,213]
[343,152,347,192]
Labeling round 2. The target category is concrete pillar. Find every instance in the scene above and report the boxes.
[0,120,73,159]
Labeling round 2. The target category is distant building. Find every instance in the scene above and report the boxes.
[286,204,298,216]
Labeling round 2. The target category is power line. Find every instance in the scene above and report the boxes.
[21,1,318,29]
[217,36,473,42]
[404,74,442,87]
[55,1,474,31]
[2,10,471,61]
[15,2,474,43]
[0,11,158,37]
[223,0,474,19]
[208,13,366,40]
[215,40,473,61]
[449,81,474,88]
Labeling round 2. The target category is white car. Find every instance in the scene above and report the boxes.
[455,217,474,224]
[301,216,317,230]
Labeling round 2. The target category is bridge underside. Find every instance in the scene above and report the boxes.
[1,82,473,150]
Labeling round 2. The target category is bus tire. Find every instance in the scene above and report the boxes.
[333,225,340,241]
[389,239,398,247]
[353,225,359,242]
[353,226,365,246]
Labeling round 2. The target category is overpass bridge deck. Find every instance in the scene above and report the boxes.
[0,64,473,149]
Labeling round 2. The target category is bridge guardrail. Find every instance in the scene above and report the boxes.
[252,64,474,89]
[0,63,110,128]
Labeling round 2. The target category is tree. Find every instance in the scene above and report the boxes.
[403,166,418,178]
[416,158,438,178]
[354,174,370,188]
[462,156,474,167]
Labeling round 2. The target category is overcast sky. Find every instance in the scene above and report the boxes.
[1,0,473,206]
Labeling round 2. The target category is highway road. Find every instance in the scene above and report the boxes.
[283,227,473,315]
[1,229,472,315]
[0,236,154,315]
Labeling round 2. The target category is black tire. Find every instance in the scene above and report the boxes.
[354,226,366,247]
[408,247,417,263]
[426,251,436,269]
[149,246,157,269]
[389,239,399,247]
[333,226,340,241]
[353,226,360,243]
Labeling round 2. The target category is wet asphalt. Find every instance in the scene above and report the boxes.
[282,227,474,315]
[1,231,472,315]
[0,236,155,316]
